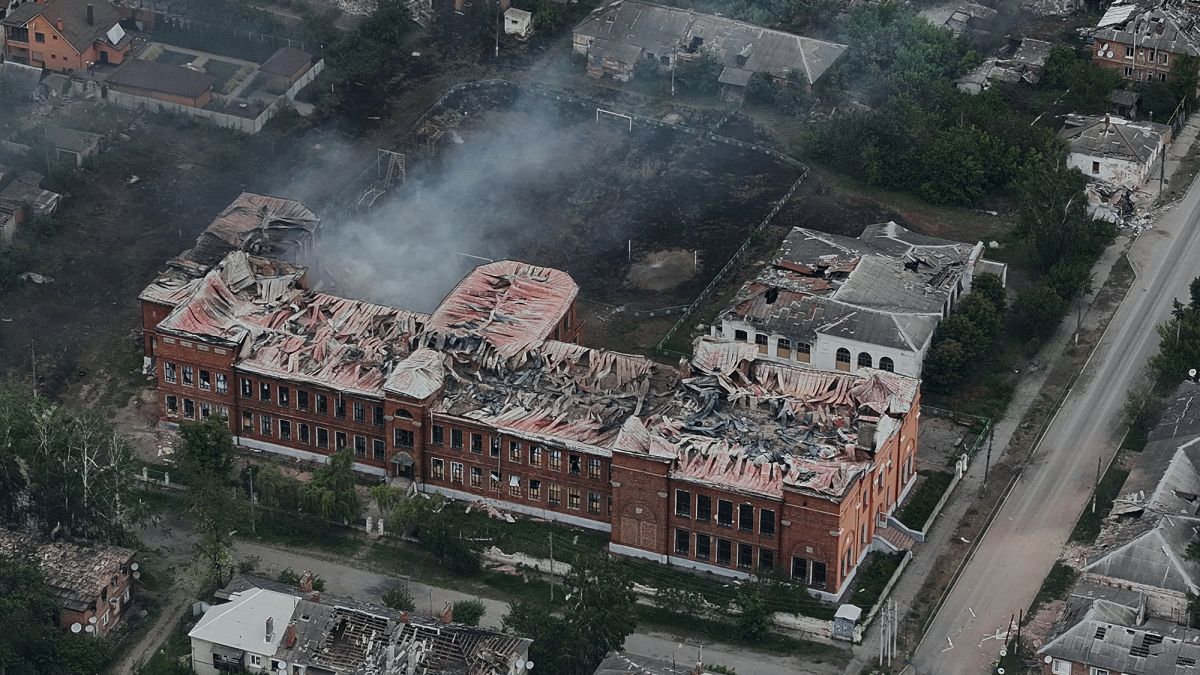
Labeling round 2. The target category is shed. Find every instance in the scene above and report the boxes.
[258,47,314,91]
[38,124,103,167]
[106,59,216,108]
[832,603,862,641]
[1110,89,1140,118]
[504,7,532,37]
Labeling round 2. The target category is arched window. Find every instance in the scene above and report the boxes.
[835,348,851,372]
[857,352,872,368]
[879,357,895,372]
[394,409,413,419]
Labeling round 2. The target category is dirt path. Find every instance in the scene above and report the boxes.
[107,564,201,674]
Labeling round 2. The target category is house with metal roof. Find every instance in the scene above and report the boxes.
[712,222,1004,378]
[1063,113,1172,189]
[571,0,847,99]
[1089,1,1200,88]
[1,0,131,73]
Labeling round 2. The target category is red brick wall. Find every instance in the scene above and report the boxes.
[1093,40,1176,86]
[141,300,173,358]
[57,559,135,637]
[610,453,671,554]
[154,335,237,425]
[666,484,784,575]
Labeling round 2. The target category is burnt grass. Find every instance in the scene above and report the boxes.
[404,83,805,311]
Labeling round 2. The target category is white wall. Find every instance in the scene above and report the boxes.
[1068,152,1150,189]
[715,319,924,377]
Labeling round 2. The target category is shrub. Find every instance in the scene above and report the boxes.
[1012,283,1067,338]
[383,581,416,611]
[452,599,486,626]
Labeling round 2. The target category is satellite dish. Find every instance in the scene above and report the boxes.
[88,616,97,624]
[1044,656,1053,664]
[85,625,95,633]
[134,571,141,579]
[526,661,534,670]
[1190,368,1197,378]
[516,660,526,669]
[997,669,1005,675]
[70,623,82,633]
[1000,648,1007,657]
[131,562,140,571]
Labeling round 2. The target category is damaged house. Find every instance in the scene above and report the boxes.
[1090,1,1200,88]
[139,203,923,593]
[956,37,1053,94]
[571,0,847,99]
[1063,113,1171,191]
[711,222,1006,378]
[190,574,531,675]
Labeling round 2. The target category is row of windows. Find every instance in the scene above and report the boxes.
[163,363,229,393]
[673,529,775,571]
[1107,44,1169,66]
[239,377,385,426]
[428,424,603,477]
[240,412,387,461]
[834,348,894,372]
[725,331,896,372]
[429,458,605,514]
[674,490,775,536]
[164,396,228,421]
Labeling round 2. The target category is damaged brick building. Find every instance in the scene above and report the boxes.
[140,195,921,598]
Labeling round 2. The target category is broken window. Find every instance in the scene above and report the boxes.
[792,556,808,582]
[279,419,291,441]
[182,366,194,386]
[739,504,753,531]
[260,382,270,401]
[796,342,811,363]
[354,435,366,457]
[754,333,767,345]
[470,466,482,488]
[432,425,444,445]
[696,495,711,522]
[760,509,776,536]
[279,386,289,406]
[549,450,562,471]
[509,441,522,463]
[811,561,827,588]
[588,492,601,514]
[529,479,542,499]
[490,471,501,491]
[675,490,691,517]
[717,499,733,527]
[675,529,690,555]
[242,411,253,431]
[298,390,309,411]
[432,458,445,480]
[568,487,581,510]
[199,370,211,390]
[696,534,711,560]
[857,352,872,368]
[394,428,413,448]
[299,424,310,444]
[510,476,522,497]
[491,437,501,457]
[335,397,346,419]
[261,415,272,436]
[451,429,463,449]
[196,402,208,419]
[374,406,384,426]
[451,462,463,483]
[353,402,365,423]
[548,484,562,506]
[165,395,178,416]
[373,439,385,461]
[777,337,791,355]
[879,357,895,372]
[1092,161,1101,174]
[569,454,581,475]
[335,432,347,450]
[216,373,228,395]
[734,329,748,341]
[530,447,543,467]
[241,377,251,397]
[738,543,753,569]
[760,549,775,570]
[316,394,328,415]
[716,539,732,565]
[317,428,329,448]
[589,458,601,479]
[470,433,483,454]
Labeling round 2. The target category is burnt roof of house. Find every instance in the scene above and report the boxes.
[1062,114,1170,164]
[107,59,216,99]
[574,0,848,85]
[0,530,135,612]
[258,46,313,78]
[2,0,128,53]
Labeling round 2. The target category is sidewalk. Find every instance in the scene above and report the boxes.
[1144,112,1200,200]
[843,235,1132,674]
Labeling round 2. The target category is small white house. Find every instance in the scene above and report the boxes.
[1063,114,1171,190]
[504,7,532,38]
[189,588,297,675]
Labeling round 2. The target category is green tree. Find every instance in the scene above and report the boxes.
[452,599,487,626]
[1042,45,1121,111]
[177,418,236,484]
[674,52,723,96]
[1013,153,1107,274]
[1012,283,1067,338]
[733,583,771,640]
[958,293,1004,338]
[388,494,438,537]
[303,449,360,524]
[923,339,969,392]
[1150,276,1200,381]
[971,273,1008,315]
[383,581,416,611]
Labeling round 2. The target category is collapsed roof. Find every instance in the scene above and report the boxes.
[722,222,985,353]
[1062,114,1170,165]
[0,530,136,612]
[574,0,848,85]
[1092,2,1200,57]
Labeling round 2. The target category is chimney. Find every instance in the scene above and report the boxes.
[857,420,877,453]
[400,611,410,623]
[56,17,64,32]
[438,600,453,624]
[86,4,94,25]
[265,616,275,643]
[283,622,297,649]
[298,570,314,593]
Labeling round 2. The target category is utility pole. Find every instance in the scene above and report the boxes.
[1094,455,1102,513]
[30,341,37,398]
[549,534,555,603]
[984,425,994,487]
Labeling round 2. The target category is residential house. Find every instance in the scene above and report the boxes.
[1111,88,1141,118]
[571,0,847,99]
[0,170,61,243]
[711,222,1005,378]
[36,123,103,166]
[957,37,1053,94]
[138,198,923,594]
[190,574,532,675]
[1078,380,1200,622]
[1,0,131,72]
[921,2,997,40]
[257,46,314,93]
[1090,2,1200,90]
[1063,114,1171,190]
[105,58,216,108]
[0,530,137,636]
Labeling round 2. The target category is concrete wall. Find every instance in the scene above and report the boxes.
[1068,151,1150,189]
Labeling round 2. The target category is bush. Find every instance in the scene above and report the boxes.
[451,599,486,626]
[896,471,954,530]
[1012,283,1067,338]
[383,581,416,611]
[734,584,771,640]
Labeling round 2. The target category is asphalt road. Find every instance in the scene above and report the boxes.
[911,178,1200,672]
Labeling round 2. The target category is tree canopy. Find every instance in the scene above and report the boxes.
[1151,277,1200,382]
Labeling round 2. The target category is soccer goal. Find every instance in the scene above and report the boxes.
[595,108,633,132]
